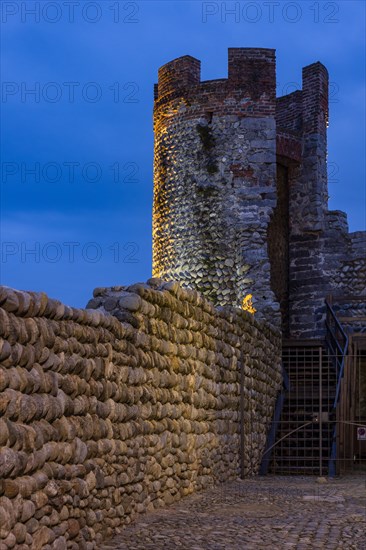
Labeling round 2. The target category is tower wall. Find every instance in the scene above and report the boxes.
[276,62,365,338]
[276,62,331,337]
[153,49,280,323]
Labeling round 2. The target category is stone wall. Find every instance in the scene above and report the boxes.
[336,231,366,296]
[0,281,281,549]
[287,214,366,338]
[277,62,330,338]
[323,225,366,333]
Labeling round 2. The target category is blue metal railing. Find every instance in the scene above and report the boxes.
[325,299,349,408]
[325,298,349,477]
[259,365,290,475]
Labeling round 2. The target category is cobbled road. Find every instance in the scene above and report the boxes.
[100,475,366,549]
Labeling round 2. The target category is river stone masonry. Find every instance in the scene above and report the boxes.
[0,281,281,549]
[153,49,280,325]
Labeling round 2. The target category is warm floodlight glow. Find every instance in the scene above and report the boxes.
[242,294,256,314]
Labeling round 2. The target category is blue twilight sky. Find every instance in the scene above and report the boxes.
[1,0,365,307]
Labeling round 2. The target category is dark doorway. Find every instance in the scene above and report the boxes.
[268,163,290,336]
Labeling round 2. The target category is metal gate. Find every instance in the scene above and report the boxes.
[260,294,366,476]
[263,341,366,476]
[269,343,334,476]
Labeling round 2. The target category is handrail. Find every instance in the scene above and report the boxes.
[325,323,344,356]
[325,300,348,347]
[326,339,345,361]
[325,298,349,477]
[261,419,365,459]
[259,365,290,475]
[325,299,349,405]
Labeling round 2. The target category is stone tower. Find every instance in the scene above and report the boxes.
[153,48,279,324]
[153,48,365,337]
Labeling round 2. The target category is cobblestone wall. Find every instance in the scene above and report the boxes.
[0,281,281,549]
[338,231,366,296]
[323,224,366,332]
[153,48,280,325]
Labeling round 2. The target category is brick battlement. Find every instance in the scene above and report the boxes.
[154,48,276,120]
[157,55,201,98]
[276,62,329,137]
[276,90,303,133]
[302,62,329,134]
[154,51,328,131]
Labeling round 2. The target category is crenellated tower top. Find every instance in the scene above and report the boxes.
[154,48,277,122]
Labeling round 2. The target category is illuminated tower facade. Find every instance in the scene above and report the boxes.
[153,48,365,337]
[153,48,280,324]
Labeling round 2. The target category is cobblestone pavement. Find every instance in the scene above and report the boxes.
[100,475,366,550]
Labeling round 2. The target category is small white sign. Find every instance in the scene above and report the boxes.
[357,427,366,440]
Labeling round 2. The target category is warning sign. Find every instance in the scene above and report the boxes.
[357,427,366,440]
